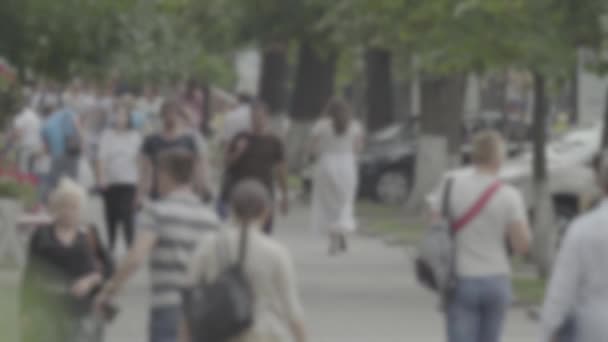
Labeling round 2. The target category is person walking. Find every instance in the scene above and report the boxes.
[137,99,207,205]
[225,100,288,234]
[96,99,143,252]
[180,180,306,342]
[217,93,253,219]
[540,157,608,342]
[40,94,83,191]
[95,149,221,342]
[426,131,532,342]
[21,178,106,342]
[11,96,42,174]
[309,98,364,255]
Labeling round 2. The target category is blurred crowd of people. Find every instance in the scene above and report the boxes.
[7,74,319,342]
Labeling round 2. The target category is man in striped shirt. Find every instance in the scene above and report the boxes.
[95,148,220,342]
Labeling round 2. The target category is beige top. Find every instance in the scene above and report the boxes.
[187,226,305,342]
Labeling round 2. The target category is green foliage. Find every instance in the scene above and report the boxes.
[322,0,608,78]
[0,179,36,206]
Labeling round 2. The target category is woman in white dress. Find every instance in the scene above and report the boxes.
[310,98,364,255]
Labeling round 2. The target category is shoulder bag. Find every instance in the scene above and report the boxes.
[415,179,502,296]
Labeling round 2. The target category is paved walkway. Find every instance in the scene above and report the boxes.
[102,201,539,342]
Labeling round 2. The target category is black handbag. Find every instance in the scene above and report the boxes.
[182,228,254,342]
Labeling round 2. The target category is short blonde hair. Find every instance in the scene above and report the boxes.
[471,130,505,166]
[49,178,87,215]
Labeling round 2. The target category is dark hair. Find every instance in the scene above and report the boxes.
[185,78,200,99]
[161,98,185,119]
[324,97,351,136]
[251,99,269,116]
[237,93,253,105]
[230,180,271,222]
[157,148,196,185]
[114,98,135,130]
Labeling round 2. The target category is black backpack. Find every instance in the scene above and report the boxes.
[182,228,254,342]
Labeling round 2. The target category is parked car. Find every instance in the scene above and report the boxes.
[300,123,525,205]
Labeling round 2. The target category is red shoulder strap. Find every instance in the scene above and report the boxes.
[453,181,502,233]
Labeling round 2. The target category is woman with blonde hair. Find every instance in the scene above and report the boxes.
[21,178,108,342]
[426,130,532,342]
[309,97,364,255]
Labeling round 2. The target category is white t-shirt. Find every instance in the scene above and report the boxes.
[427,169,528,277]
[13,108,42,149]
[222,105,251,143]
[98,129,143,185]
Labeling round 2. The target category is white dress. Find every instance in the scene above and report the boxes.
[311,118,362,234]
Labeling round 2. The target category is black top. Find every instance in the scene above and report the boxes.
[21,226,98,318]
[228,132,284,196]
[141,133,197,199]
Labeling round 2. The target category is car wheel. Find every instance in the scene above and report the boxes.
[375,170,410,205]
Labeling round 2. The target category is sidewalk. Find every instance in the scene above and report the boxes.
[104,203,539,342]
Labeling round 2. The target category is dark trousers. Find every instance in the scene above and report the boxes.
[103,184,136,251]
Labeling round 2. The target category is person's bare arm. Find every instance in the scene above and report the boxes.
[178,318,191,342]
[95,159,104,188]
[137,154,152,205]
[226,136,247,167]
[354,132,365,154]
[95,231,158,305]
[507,220,532,256]
[194,154,212,199]
[276,161,289,214]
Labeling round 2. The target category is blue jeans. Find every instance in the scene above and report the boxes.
[149,307,180,342]
[446,275,511,342]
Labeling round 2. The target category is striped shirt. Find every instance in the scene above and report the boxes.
[137,188,220,308]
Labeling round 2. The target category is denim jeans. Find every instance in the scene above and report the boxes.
[446,275,511,342]
[149,307,181,342]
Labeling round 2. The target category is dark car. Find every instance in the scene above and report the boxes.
[357,125,416,204]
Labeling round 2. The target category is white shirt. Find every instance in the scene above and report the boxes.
[541,199,608,342]
[427,169,528,277]
[98,129,142,185]
[13,108,42,149]
[222,105,251,143]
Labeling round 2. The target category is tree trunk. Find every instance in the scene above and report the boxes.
[601,86,608,148]
[365,48,394,132]
[531,71,554,279]
[570,63,579,125]
[287,41,337,169]
[532,72,548,182]
[258,43,289,116]
[395,80,412,126]
[419,74,467,155]
[406,74,467,212]
[290,41,337,122]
